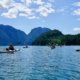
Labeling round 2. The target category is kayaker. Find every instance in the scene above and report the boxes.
[6,44,15,50]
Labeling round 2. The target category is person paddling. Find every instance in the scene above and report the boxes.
[6,44,15,51]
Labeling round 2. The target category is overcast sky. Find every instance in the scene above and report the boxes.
[0,0,80,34]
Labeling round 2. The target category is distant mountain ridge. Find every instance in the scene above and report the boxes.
[0,24,80,45]
[32,29,80,45]
[0,24,27,45]
[27,27,51,44]
[0,25,51,45]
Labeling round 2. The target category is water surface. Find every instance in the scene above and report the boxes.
[0,46,80,80]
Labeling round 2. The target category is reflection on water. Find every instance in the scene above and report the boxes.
[0,46,80,80]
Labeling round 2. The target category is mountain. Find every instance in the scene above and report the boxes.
[0,24,79,46]
[32,29,63,45]
[0,25,51,45]
[27,27,51,44]
[32,29,80,45]
[0,24,27,45]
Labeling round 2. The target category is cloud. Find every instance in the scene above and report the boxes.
[28,16,39,19]
[21,0,32,6]
[34,0,44,5]
[73,8,80,16]
[73,27,80,32]
[36,3,55,16]
[0,0,14,8]
[71,1,80,20]
[1,7,18,18]
[73,2,80,7]
[0,0,55,19]
[72,2,80,17]
[19,13,38,19]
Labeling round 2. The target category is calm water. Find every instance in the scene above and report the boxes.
[0,46,80,80]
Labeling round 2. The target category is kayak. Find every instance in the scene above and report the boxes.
[76,49,80,52]
[23,46,28,48]
[51,46,55,49]
[23,45,28,48]
[0,49,20,53]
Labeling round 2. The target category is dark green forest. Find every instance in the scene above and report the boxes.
[32,30,80,45]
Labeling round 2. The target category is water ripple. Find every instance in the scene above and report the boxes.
[0,46,80,80]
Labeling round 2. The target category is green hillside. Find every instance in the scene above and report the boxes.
[32,29,80,45]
